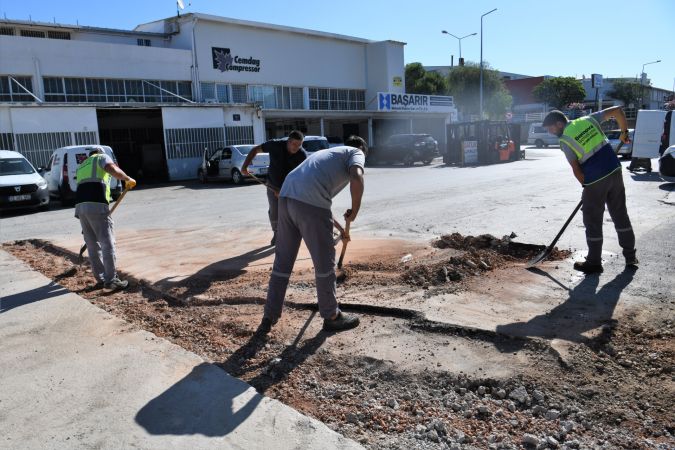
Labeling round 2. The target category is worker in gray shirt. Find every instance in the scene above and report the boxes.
[75,148,136,291]
[259,135,368,333]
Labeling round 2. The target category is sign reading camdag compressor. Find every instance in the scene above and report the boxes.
[462,140,478,164]
[377,92,454,113]
[212,47,261,73]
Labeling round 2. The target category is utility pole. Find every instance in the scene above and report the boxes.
[640,59,661,109]
[479,8,497,120]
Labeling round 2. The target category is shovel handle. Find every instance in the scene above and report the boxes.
[337,221,351,269]
[109,186,130,215]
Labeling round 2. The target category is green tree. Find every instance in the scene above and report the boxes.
[446,62,512,120]
[405,63,449,95]
[607,79,642,107]
[533,77,586,109]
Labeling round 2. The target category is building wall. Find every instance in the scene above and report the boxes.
[0,35,192,81]
[365,41,405,109]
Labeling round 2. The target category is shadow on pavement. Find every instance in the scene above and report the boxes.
[629,171,663,182]
[658,182,675,191]
[0,281,68,313]
[135,362,262,437]
[494,269,636,352]
[154,245,276,297]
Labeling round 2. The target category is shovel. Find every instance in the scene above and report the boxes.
[336,220,351,282]
[527,141,625,268]
[78,185,131,264]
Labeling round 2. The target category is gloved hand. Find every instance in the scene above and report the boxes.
[125,178,137,190]
[620,130,631,144]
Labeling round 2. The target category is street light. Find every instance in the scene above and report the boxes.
[640,59,661,109]
[479,8,497,120]
[441,30,477,64]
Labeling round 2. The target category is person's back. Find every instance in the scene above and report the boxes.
[280,146,366,209]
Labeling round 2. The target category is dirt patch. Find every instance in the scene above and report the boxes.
[3,240,674,450]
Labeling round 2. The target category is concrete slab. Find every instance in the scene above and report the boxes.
[0,250,362,450]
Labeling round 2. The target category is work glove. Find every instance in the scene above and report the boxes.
[125,178,137,190]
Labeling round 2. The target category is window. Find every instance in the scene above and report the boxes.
[105,79,125,102]
[200,82,216,101]
[0,133,14,150]
[47,30,70,40]
[43,77,65,102]
[64,77,87,102]
[137,38,151,47]
[42,77,192,103]
[231,84,247,103]
[0,27,14,36]
[226,126,254,145]
[290,87,304,109]
[20,29,45,38]
[309,88,364,110]
[215,84,228,103]
[248,85,278,109]
[0,75,35,102]
[222,148,233,159]
[309,88,330,110]
[125,80,143,102]
[85,79,106,102]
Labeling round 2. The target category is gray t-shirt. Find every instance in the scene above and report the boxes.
[74,153,114,217]
[280,146,365,210]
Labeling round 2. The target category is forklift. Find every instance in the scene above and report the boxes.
[444,121,523,166]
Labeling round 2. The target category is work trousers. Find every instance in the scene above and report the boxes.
[79,210,117,283]
[581,170,636,265]
[265,197,339,321]
[267,188,278,234]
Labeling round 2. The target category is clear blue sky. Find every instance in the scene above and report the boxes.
[2,0,673,90]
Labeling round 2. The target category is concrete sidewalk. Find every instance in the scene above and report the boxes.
[0,250,361,450]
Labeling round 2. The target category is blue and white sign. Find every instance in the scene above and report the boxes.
[377,92,455,113]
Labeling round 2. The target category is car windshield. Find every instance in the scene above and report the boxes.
[0,158,35,176]
[236,145,257,155]
[303,140,330,152]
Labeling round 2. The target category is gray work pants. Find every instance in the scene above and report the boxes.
[582,170,636,265]
[265,197,339,321]
[267,188,278,234]
[79,210,117,283]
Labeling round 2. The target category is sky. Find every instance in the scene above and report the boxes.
[1,0,673,90]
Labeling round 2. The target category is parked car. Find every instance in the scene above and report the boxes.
[371,134,438,166]
[606,129,634,158]
[660,145,675,183]
[326,136,344,148]
[41,145,123,206]
[198,145,270,185]
[527,123,559,148]
[0,150,50,211]
[301,136,330,154]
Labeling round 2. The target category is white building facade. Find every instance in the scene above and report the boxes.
[1,13,456,181]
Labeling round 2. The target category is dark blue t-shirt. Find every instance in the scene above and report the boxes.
[262,139,307,190]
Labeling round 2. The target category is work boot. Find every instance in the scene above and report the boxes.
[323,312,360,332]
[573,260,603,274]
[270,233,277,246]
[625,256,639,269]
[104,277,129,292]
[256,317,276,334]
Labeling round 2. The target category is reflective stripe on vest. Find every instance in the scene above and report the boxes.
[76,154,111,202]
[560,116,609,164]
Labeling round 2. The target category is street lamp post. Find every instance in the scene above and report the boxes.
[441,30,477,64]
[479,8,497,120]
[640,59,661,109]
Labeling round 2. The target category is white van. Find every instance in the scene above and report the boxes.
[527,123,559,148]
[41,145,122,205]
[632,110,674,159]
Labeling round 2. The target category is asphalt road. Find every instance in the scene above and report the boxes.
[2,148,674,298]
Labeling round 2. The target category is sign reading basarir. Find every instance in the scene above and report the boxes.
[212,47,261,73]
[377,92,454,113]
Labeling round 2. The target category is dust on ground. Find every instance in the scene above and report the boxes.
[3,238,673,450]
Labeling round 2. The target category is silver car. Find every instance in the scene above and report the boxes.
[606,129,634,158]
[198,145,270,185]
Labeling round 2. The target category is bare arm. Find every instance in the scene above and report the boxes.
[568,159,584,185]
[104,163,134,183]
[344,166,364,222]
[241,145,263,175]
[596,106,630,141]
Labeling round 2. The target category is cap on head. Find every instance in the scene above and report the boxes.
[542,110,569,127]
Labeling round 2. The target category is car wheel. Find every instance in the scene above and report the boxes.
[535,139,544,148]
[198,169,208,184]
[403,155,414,166]
[232,169,244,185]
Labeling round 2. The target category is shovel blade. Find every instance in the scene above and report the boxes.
[526,248,550,268]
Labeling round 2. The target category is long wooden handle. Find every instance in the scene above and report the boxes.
[337,221,351,269]
[109,186,130,215]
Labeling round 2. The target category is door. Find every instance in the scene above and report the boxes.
[207,149,223,178]
[219,148,234,178]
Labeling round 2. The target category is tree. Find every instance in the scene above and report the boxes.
[607,79,642,107]
[446,62,512,120]
[405,63,448,95]
[533,77,586,109]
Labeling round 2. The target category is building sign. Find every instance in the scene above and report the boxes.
[212,47,261,73]
[591,73,603,88]
[462,140,478,164]
[392,76,403,87]
[377,92,454,113]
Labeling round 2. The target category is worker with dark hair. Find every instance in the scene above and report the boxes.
[242,130,307,245]
[75,148,136,291]
[543,107,637,274]
[259,135,368,333]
